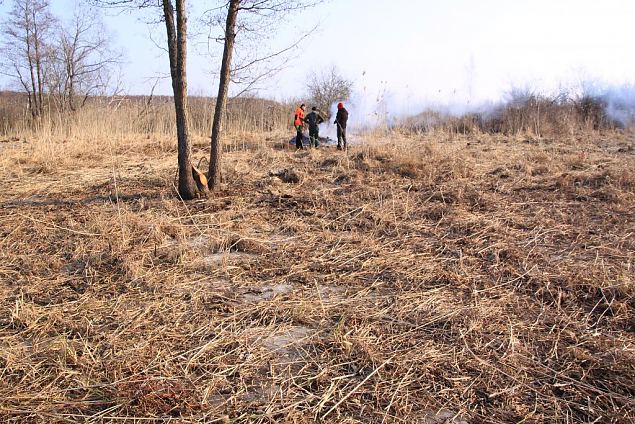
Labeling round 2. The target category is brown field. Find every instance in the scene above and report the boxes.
[0,128,634,422]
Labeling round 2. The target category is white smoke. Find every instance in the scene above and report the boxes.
[318,84,415,142]
[316,79,635,137]
[603,85,635,126]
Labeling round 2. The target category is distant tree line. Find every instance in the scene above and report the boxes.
[1,0,120,117]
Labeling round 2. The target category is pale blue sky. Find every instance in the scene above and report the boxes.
[1,0,634,106]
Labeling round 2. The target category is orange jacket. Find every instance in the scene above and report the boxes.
[294,107,305,127]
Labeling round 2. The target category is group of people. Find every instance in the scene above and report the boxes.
[293,102,349,151]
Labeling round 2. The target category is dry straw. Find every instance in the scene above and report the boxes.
[0,104,634,422]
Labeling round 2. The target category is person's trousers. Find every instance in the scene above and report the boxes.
[309,126,319,147]
[295,125,304,149]
[337,126,347,149]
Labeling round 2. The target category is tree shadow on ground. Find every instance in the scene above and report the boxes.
[0,193,165,209]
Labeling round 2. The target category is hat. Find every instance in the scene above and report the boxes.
[337,102,344,109]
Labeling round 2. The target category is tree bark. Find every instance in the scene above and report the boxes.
[32,8,44,117]
[208,0,239,190]
[162,0,199,200]
[23,10,39,118]
[26,38,39,117]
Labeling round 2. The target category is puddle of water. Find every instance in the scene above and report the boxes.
[174,278,232,295]
[259,326,314,359]
[241,383,281,404]
[266,234,296,249]
[317,285,346,302]
[238,325,315,405]
[173,234,260,266]
[202,251,258,266]
[241,283,293,302]
[423,409,468,424]
[187,234,211,250]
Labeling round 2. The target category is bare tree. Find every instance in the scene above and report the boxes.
[307,66,353,118]
[207,0,238,190]
[1,0,56,118]
[165,0,204,199]
[48,5,121,112]
[91,0,321,194]
[206,0,322,190]
[91,0,203,199]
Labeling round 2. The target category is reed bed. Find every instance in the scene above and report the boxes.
[0,130,634,423]
[0,93,292,140]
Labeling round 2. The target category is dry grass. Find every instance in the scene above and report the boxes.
[0,93,292,140]
[0,129,634,423]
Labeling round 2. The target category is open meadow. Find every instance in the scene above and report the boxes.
[1,126,634,422]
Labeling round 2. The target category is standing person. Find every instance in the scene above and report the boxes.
[293,103,306,150]
[304,106,324,148]
[334,102,349,150]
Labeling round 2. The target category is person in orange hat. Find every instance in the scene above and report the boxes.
[334,102,349,150]
[293,103,306,150]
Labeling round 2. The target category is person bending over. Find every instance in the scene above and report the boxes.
[304,106,324,148]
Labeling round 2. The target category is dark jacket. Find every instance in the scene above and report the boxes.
[335,108,349,129]
[304,111,324,129]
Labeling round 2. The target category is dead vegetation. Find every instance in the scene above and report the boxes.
[0,130,634,423]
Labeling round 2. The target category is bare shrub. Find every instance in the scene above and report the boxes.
[306,66,353,118]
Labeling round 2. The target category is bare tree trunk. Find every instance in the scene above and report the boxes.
[26,48,39,117]
[25,24,39,118]
[67,30,78,111]
[162,0,199,200]
[208,0,239,190]
[32,9,44,117]
[67,46,76,111]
